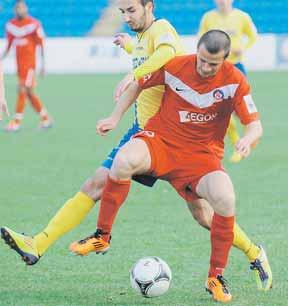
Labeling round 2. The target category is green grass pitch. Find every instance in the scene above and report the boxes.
[0,72,287,306]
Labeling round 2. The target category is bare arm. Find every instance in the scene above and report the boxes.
[236,120,263,158]
[0,61,9,120]
[97,81,141,135]
[38,42,45,77]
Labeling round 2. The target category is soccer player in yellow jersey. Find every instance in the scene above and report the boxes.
[0,0,271,293]
[198,0,258,163]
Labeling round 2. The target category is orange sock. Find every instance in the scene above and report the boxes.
[209,213,234,277]
[97,176,131,241]
[29,94,48,120]
[14,92,26,124]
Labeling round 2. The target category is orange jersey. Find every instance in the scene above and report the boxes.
[5,16,44,71]
[138,55,259,159]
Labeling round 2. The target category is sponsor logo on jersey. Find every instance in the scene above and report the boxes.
[179,111,218,123]
[133,56,148,69]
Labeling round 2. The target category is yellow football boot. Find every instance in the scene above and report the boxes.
[250,245,273,291]
[1,227,40,265]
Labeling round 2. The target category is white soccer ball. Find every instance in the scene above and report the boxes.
[130,256,172,298]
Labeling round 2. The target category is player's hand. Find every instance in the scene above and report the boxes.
[0,97,10,121]
[114,73,135,102]
[113,33,132,49]
[96,116,119,136]
[235,137,251,158]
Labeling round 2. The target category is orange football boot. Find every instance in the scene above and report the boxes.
[69,229,110,256]
[205,275,232,303]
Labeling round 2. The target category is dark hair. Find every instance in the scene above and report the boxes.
[140,0,154,6]
[15,0,26,4]
[197,30,231,59]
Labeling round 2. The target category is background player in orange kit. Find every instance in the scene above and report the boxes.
[1,0,52,131]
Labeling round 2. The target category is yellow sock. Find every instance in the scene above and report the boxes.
[233,223,260,261]
[34,192,94,255]
[227,116,240,145]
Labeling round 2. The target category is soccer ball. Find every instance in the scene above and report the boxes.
[130,256,172,298]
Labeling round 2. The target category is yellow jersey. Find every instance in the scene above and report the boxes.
[198,9,257,64]
[132,19,184,128]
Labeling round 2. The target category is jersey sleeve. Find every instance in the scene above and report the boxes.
[153,21,178,51]
[138,68,165,89]
[34,22,45,46]
[233,77,259,125]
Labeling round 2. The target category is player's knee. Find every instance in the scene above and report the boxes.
[112,149,137,177]
[81,177,103,201]
[212,192,235,216]
[26,88,33,98]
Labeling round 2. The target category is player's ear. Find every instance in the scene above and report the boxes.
[145,1,154,13]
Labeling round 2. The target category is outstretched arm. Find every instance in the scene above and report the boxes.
[97,81,141,136]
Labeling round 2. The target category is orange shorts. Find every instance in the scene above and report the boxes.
[134,131,225,202]
[18,66,36,88]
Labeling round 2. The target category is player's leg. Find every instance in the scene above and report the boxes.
[26,84,52,129]
[0,167,108,265]
[5,85,26,132]
[187,199,272,290]
[196,170,235,303]
[1,116,141,264]
[70,138,152,256]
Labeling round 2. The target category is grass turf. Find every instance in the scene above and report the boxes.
[0,72,287,306]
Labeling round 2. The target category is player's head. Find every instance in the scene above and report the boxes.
[14,0,28,19]
[117,0,154,32]
[196,30,231,78]
[214,0,234,11]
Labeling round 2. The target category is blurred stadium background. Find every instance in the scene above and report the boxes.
[0,1,287,305]
[1,0,288,73]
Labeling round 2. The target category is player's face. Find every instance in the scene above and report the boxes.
[117,0,152,32]
[196,45,226,78]
[214,0,233,10]
[14,2,28,19]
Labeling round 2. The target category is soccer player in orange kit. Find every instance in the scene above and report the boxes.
[1,0,52,131]
[84,30,270,302]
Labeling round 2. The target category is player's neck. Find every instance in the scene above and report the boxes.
[142,16,155,33]
[218,6,233,16]
[16,15,27,21]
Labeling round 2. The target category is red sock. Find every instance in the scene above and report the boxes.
[29,94,48,120]
[14,92,26,123]
[97,176,131,242]
[209,213,235,277]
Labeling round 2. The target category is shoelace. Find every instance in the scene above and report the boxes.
[250,259,268,281]
[217,275,230,294]
[78,229,110,245]
[78,233,97,245]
